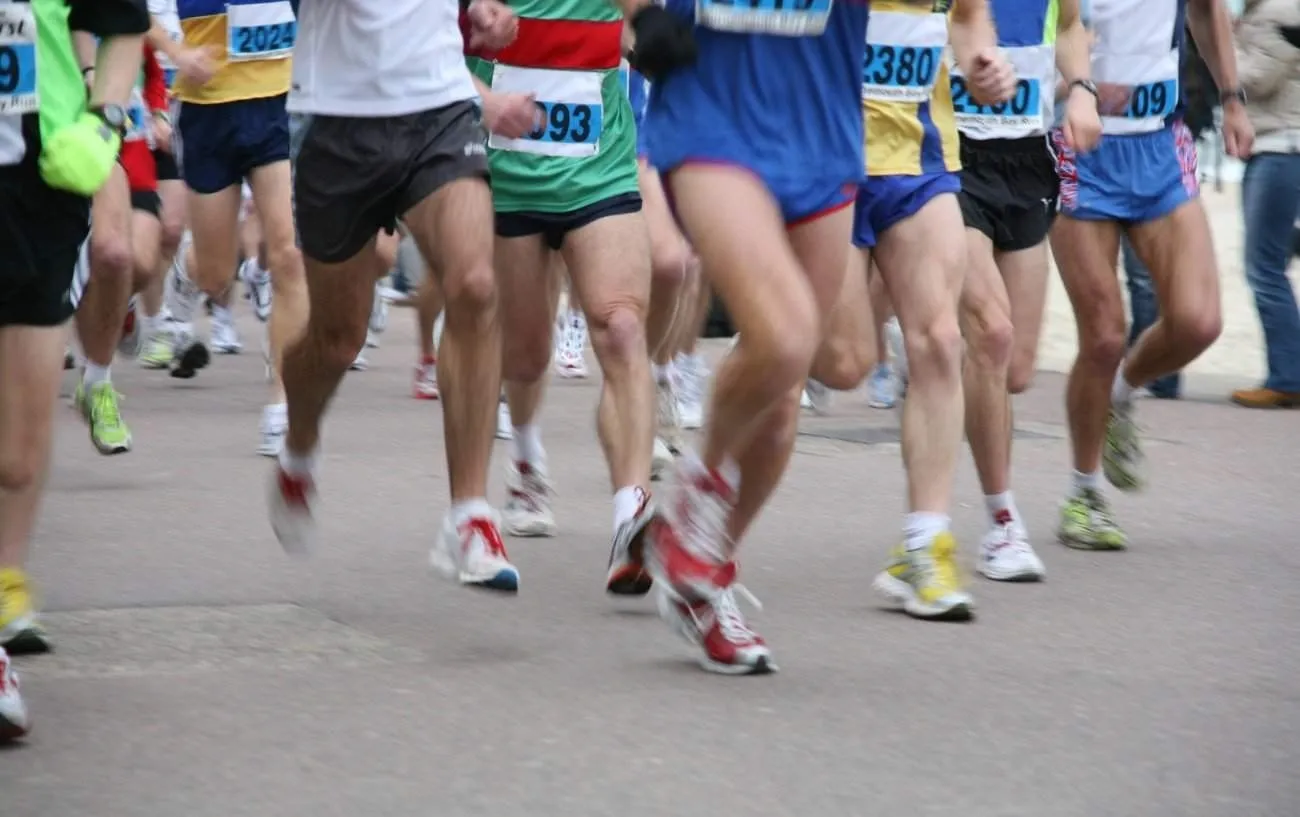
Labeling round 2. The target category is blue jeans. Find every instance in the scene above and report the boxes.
[1122,236,1182,397]
[1242,152,1300,392]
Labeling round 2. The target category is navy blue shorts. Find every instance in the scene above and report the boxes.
[853,172,961,248]
[177,94,290,195]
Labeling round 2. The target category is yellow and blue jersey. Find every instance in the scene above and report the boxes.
[175,0,295,104]
[862,0,960,177]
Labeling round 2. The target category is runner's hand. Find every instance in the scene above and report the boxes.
[40,112,121,196]
[483,92,541,140]
[152,114,173,152]
[176,46,217,85]
[967,48,1015,105]
[627,5,696,80]
[468,0,518,50]
[1061,85,1102,153]
[1221,99,1255,159]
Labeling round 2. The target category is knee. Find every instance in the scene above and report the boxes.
[160,216,185,261]
[502,321,551,383]
[587,300,647,364]
[748,389,802,453]
[1077,316,1128,370]
[443,261,497,317]
[965,308,1014,374]
[903,310,964,381]
[90,230,132,282]
[265,240,303,292]
[0,443,43,492]
[650,243,692,293]
[814,333,875,390]
[1168,303,1222,353]
[308,313,368,372]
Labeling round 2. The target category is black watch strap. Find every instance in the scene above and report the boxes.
[1220,87,1247,106]
[1069,79,1098,98]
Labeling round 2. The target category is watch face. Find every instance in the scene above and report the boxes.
[98,105,126,129]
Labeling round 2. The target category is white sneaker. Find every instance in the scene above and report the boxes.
[0,648,30,742]
[652,436,675,481]
[554,309,589,378]
[503,460,557,537]
[268,464,316,556]
[368,287,388,339]
[866,363,896,409]
[258,406,287,457]
[674,353,707,431]
[430,511,519,592]
[412,360,439,400]
[802,378,831,414]
[239,259,272,322]
[211,316,242,354]
[495,399,513,440]
[117,295,145,358]
[165,235,202,324]
[349,347,369,371]
[656,376,684,453]
[977,522,1046,582]
[885,317,908,400]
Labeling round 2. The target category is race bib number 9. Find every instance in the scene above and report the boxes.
[697,0,834,37]
[950,75,1042,131]
[0,4,39,115]
[227,0,296,62]
[862,44,941,102]
[488,65,604,158]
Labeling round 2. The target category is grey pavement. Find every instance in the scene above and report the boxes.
[3,308,1299,817]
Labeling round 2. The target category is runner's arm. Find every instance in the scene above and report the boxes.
[69,0,151,107]
[1054,0,1092,86]
[1185,0,1242,99]
[949,0,1000,77]
[146,16,185,64]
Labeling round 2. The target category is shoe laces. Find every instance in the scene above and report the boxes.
[699,584,762,643]
[511,463,554,512]
[90,385,125,428]
[1081,489,1118,528]
[912,545,959,591]
[463,517,509,560]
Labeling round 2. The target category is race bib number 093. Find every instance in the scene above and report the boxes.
[0,4,39,115]
[489,65,605,158]
[697,0,833,37]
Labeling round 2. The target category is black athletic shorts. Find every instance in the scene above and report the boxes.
[496,192,643,250]
[153,148,180,182]
[131,189,161,217]
[293,100,490,264]
[0,168,91,328]
[958,134,1060,252]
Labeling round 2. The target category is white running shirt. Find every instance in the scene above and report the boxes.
[289,0,477,117]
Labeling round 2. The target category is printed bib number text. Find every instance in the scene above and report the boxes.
[0,4,39,115]
[950,75,1042,131]
[697,0,834,37]
[227,1,296,62]
[862,44,941,102]
[489,65,604,158]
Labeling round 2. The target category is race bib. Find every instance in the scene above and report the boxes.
[951,43,1052,138]
[862,12,947,103]
[488,65,604,158]
[1092,49,1180,135]
[0,4,39,115]
[697,0,834,38]
[124,90,150,144]
[226,0,296,63]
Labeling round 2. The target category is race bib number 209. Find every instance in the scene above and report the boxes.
[0,4,39,115]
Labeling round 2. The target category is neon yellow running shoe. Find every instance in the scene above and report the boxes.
[1058,489,1128,550]
[139,331,175,370]
[74,380,133,455]
[0,568,50,655]
[872,531,974,621]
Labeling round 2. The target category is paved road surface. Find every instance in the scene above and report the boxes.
[3,298,1296,817]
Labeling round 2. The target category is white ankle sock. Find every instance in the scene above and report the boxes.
[984,491,1020,527]
[1071,470,1099,494]
[510,423,545,465]
[278,448,316,477]
[1111,368,1136,405]
[83,362,111,386]
[450,498,493,526]
[903,512,949,551]
[613,486,645,532]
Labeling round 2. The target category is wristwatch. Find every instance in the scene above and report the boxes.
[1068,78,1099,99]
[1220,87,1248,107]
[153,109,172,126]
[90,104,128,137]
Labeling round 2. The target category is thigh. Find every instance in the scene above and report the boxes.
[1049,216,1126,333]
[130,208,163,280]
[875,192,967,329]
[563,202,652,316]
[638,160,689,266]
[404,175,495,290]
[398,101,491,218]
[495,234,553,349]
[1126,198,1219,318]
[295,116,402,264]
[247,159,295,250]
[960,227,1011,336]
[186,186,242,276]
[996,242,1050,366]
[91,165,133,257]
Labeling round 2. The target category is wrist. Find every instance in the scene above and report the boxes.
[1068,78,1098,100]
[1220,87,1247,110]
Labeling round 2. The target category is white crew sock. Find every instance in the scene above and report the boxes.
[613,486,645,532]
[903,512,950,551]
[1071,469,1099,495]
[510,423,545,465]
[984,491,1020,527]
[1111,367,1136,405]
[83,362,112,386]
[450,497,493,526]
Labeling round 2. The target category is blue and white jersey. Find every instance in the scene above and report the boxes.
[1088,0,1187,135]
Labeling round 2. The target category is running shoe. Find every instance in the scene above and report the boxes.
[0,648,30,742]
[554,309,589,378]
[239,259,273,322]
[503,461,557,537]
[139,325,176,369]
[495,399,513,440]
[885,317,908,401]
[977,513,1046,582]
[368,285,388,339]
[74,380,132,455]
[0,568,50,655]
[606,490,655,596]
[872,532,974,621]
[116,296,144,358]
[413,358,439,400]
[169,329,211,380]
[651,437,675,482]
[655,579,774,675]
[1103,403,1144,492]
[674,353,707,430]
[803,378,832,414]
[258,405,287,457]
[349,347,369,371]
[866,363,896,409]
[657,375,684,453]
[211,313,242,355]
[431,512,519,592]
[269,464,316,555]
[1057,489,1128,550]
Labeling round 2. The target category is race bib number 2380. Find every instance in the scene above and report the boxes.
[227,0,296,62]
[0,4,39,115]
